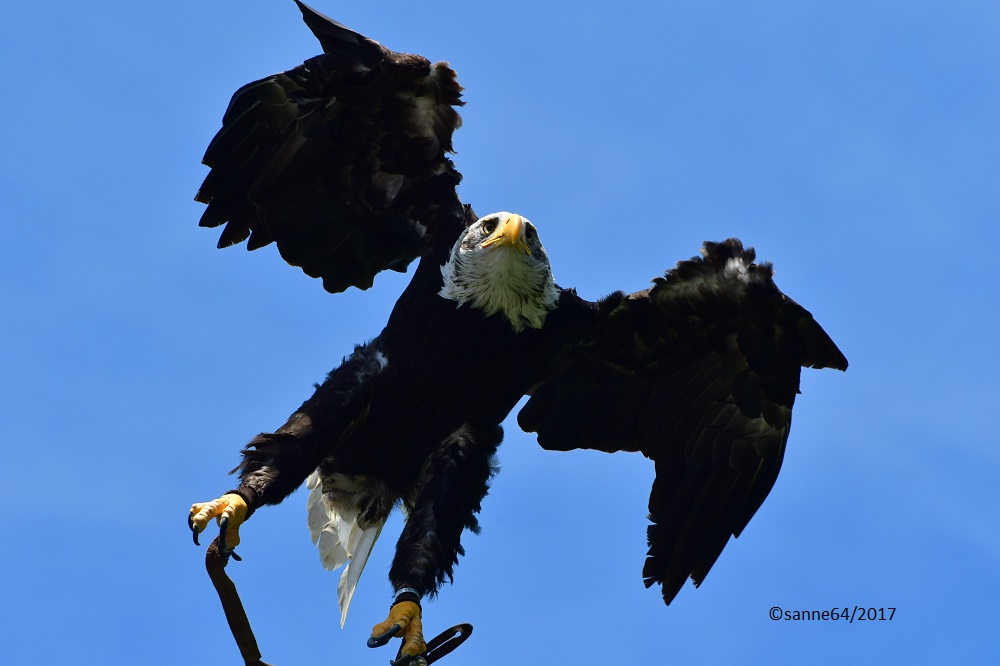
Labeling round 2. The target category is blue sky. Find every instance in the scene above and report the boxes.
[2,1,997,663]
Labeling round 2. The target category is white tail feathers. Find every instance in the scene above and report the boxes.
[336,523,383,627]
[306,471,386,627]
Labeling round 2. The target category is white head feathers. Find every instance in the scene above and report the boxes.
[439,212,559,332]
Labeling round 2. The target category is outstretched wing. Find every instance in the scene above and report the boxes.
[518,239,848,604]
[195,1,466,293]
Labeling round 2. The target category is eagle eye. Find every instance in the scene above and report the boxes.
[481,218,497,235]
[525,226,537,243]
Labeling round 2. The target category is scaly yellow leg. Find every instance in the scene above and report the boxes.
[189,493,248,550]
[370,601,426,663]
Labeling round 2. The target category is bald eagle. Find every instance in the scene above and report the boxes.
[188,2,848,663]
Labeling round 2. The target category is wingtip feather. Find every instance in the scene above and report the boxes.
[293,0,365,53]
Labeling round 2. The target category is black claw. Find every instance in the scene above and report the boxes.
[219,516,243,562]
[390,653,426,666]
[368,623,403,648]
[217,516,242,562]
[219,516,229,552]
[389,654,427,666]
[188,513,200,546]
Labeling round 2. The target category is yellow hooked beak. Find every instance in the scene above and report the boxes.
[480,214,531,256]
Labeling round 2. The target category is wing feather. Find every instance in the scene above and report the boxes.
[519,239,847,604]
[195,1,466,293]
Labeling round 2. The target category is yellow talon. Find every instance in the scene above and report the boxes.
[371,601,425,659]
[189,493,248,548]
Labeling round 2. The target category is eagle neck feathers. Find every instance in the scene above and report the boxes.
[438,239,558,333]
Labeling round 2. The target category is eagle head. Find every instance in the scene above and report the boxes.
[439,212,558,332]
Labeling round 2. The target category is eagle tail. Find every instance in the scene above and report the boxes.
[305,471,387,627]
[337,522,384,627]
